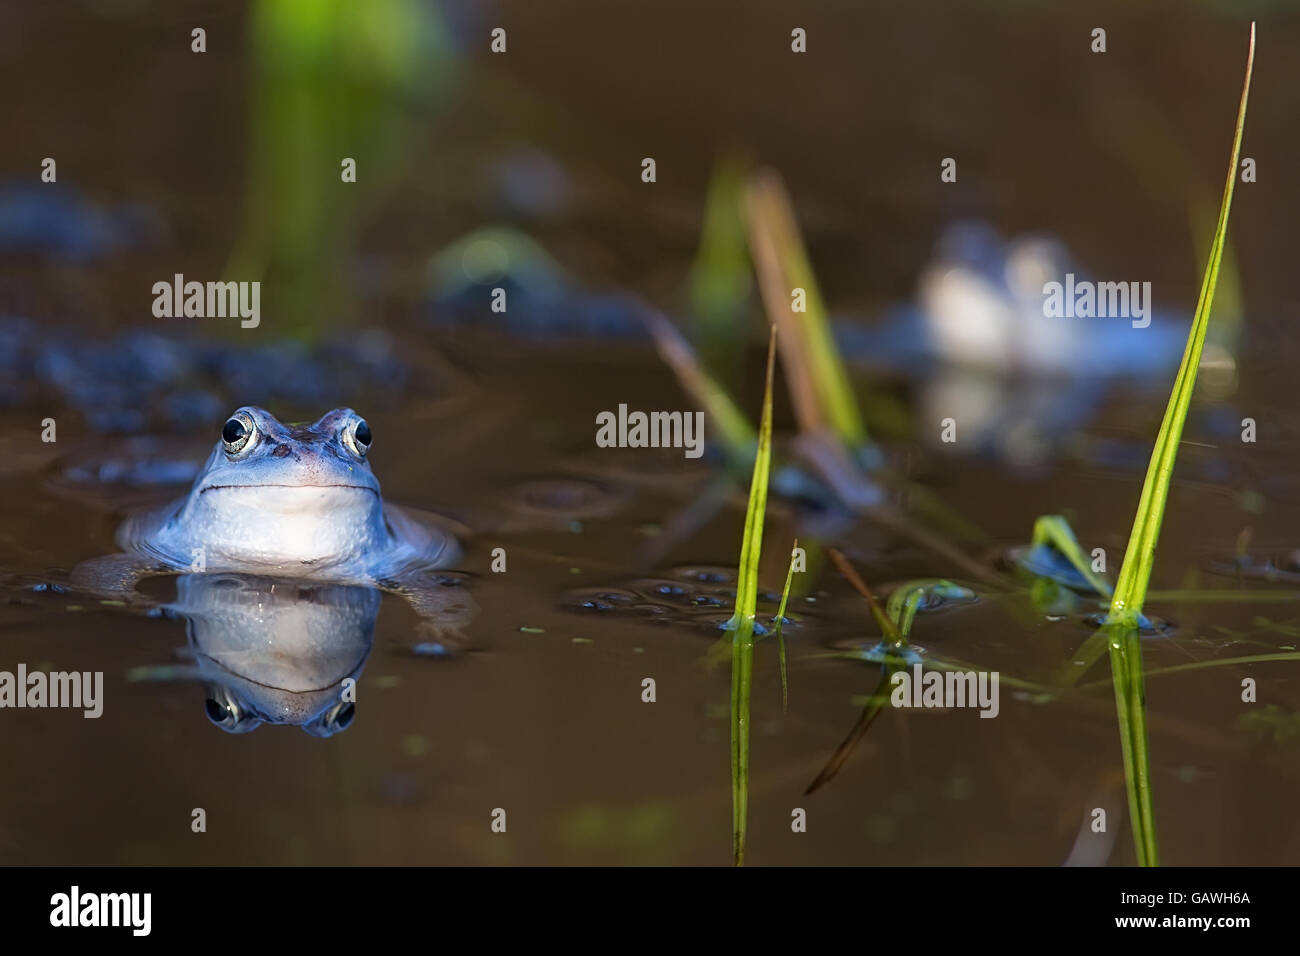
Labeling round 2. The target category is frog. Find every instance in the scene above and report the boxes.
[71,406,474,645]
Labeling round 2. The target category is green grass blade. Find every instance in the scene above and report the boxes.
[729,616,754,867]
[728,328,777,635]
[1106,622,1159,865]
[1188,190,1245,359]
[729,326,778,867]
[1100,24,1255,868]
[1107,25,1254,627]
[772,539,799,713]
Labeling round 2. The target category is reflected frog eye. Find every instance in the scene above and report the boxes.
[221,412,256,455]
[205,696,232,724]
[203,689,260,734]
[333,702,356,730]
[302,700,357,737]
[204,694,247,731]
[342,417,372,459]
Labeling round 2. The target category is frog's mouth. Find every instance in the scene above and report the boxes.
[197,482,381,518]
[200,483,378,495]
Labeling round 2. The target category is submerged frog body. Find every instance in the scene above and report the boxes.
[73,407,472,643]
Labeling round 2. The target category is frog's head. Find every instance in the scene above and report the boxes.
[173,407,387,572]
[201,406,378,497]
[203,683,358,737]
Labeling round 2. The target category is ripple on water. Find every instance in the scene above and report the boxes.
[504,477,631,521]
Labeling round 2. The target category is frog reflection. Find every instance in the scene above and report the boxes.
[167,572,379,736]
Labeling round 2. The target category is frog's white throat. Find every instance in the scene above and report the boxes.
[164,484,388,573]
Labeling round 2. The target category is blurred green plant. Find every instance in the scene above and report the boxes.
[745,170,866,449]
[427,226,568,303]
[227,0,456,339]
[688,155,755,384]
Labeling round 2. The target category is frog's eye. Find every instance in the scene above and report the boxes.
[205,696,233,724]
[302,700,357,737]
[341,417,372,459]
[333,702,356,730]
[203,691,260,734]
[221,412,256,456]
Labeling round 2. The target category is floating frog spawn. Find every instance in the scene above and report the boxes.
[162,573,379,736]
[73,407,473,644]
[0,317,410,433]
[563,565,798,635]
[0,183,162,262]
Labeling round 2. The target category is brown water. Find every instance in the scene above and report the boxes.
[2,0,1299,865]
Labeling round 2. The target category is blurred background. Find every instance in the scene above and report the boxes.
[1,0,1299,866]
